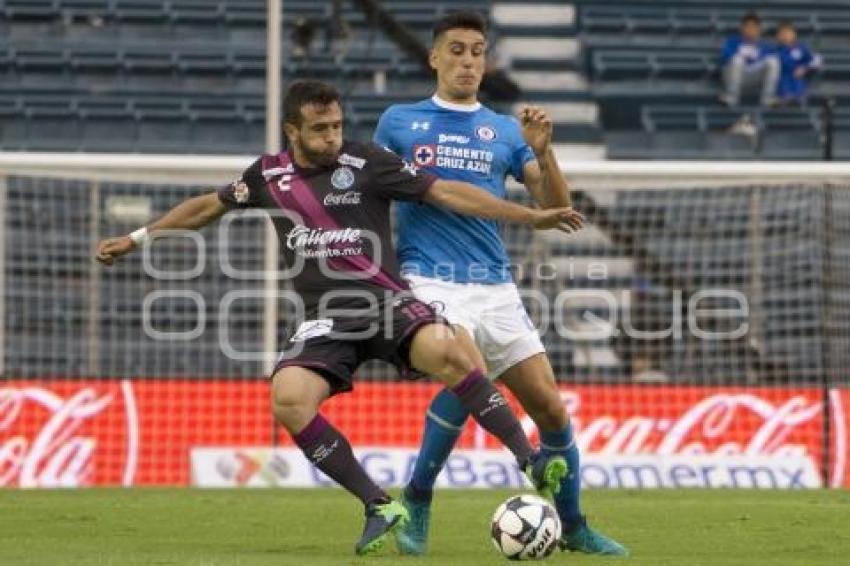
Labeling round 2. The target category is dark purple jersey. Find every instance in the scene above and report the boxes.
[218,141,437,316]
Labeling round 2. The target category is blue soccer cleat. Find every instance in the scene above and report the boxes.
[560,516,629,556]
[395,487,431,555]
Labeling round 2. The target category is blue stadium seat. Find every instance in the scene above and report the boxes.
[169,0,222,27]
[835,131,850,160]
[77,98,137,151]
[123,47,174,74]
[0,97,26,148]
[113,0,168,25]
[230,49,264,77]
[25,101,80,150]
[670,9,715,35]
[69,45,122,74]
[176,50,229,76]
[654,52,712,80]
[593,51,652,81]
[5,0,56,21]
[13,46,68,73]
[581,7,628,33]
[760,131,823,160]
[134,98,189,151]
[59,0,111,21]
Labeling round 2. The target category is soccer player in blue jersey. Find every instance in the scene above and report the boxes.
[374,11,628,556]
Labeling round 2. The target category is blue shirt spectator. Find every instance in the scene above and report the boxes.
[719,12,780,107]
[720,35,775,67]
[775,22,822,102]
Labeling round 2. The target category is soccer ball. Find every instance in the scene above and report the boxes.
[491,495,562,560]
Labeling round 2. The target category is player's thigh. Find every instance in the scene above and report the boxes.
[407,322,477,385]
[405,274,476,330]
[478,285,545,379]
[499,353,567,431]
[270,366,332,431]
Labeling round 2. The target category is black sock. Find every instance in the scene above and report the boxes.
[450,369,534,465]
[293,414,388,506]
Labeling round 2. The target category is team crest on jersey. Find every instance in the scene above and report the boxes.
[475,125,497,142]
[413,144,436,167]
[232,180,250,203]
[331,166,355,190]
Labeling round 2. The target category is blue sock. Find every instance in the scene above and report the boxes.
[541,423,582,528]
[407,388,469,502]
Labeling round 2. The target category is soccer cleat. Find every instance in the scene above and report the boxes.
[560,516,629,556]
[354,499,410,556]
[395,487,431,555]
[523,451,569,501]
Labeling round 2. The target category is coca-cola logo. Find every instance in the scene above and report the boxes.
[323,191,362,206]
[0,382,139,487]
[475,391,830,462]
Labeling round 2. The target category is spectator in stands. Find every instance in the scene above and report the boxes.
[719,12,780,107]
[775,21,822,105]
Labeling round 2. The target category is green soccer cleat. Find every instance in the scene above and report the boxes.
[560,517,629,556]
[523,451,569,501]
[354,499,410,556]
[395,487,431,555]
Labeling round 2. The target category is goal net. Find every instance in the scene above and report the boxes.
[1,154,848,489]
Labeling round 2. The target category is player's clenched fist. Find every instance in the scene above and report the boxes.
[95,236,135,265]
[519,105,553,155]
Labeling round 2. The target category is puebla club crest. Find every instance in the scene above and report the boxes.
[331,167,355,190]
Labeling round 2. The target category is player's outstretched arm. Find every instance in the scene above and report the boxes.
[95,191,226,266]
[424,179,583,233]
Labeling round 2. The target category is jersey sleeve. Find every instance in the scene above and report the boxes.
[366,143,437,202]
[373,107,397,152]
[508,118,537,183]
[218,157,265,210]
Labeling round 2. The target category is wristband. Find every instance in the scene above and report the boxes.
[129,227,150,247]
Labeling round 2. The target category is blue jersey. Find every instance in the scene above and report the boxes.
[776,42,821,100]
[374,95,536,284]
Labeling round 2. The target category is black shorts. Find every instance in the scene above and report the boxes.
[273,294,450,395]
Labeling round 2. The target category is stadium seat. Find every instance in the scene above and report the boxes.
[593,51,652,81]
[176,50,229,76]
[169,0,223,27]
[123,47,174,74]
[78,98,137,151]
[760,131,823,160]
[134,98,190,151]
[5,0,56,21]
[113,0,168,25]
[13,46,68,73]
[69,45,123,74]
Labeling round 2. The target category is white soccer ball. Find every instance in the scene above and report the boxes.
[491,494,562,560]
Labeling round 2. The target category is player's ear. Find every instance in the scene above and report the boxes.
[283,121,299,144]
[429,47,439,71]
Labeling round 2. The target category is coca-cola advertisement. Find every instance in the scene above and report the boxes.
[2,380,848,488]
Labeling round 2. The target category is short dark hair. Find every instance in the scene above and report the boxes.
[283,80,341,126]
[741,11,761,26]
[777,20,795,32]
[432,10,488,41]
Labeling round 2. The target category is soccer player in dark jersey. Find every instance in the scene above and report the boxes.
[96,80,583,556]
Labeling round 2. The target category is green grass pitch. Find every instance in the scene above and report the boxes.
[1,489,848,565]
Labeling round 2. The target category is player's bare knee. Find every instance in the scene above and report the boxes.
[437,340,478,382]
[271,383,311,431]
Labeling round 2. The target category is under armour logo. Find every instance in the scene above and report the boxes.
[411,121,430,130]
